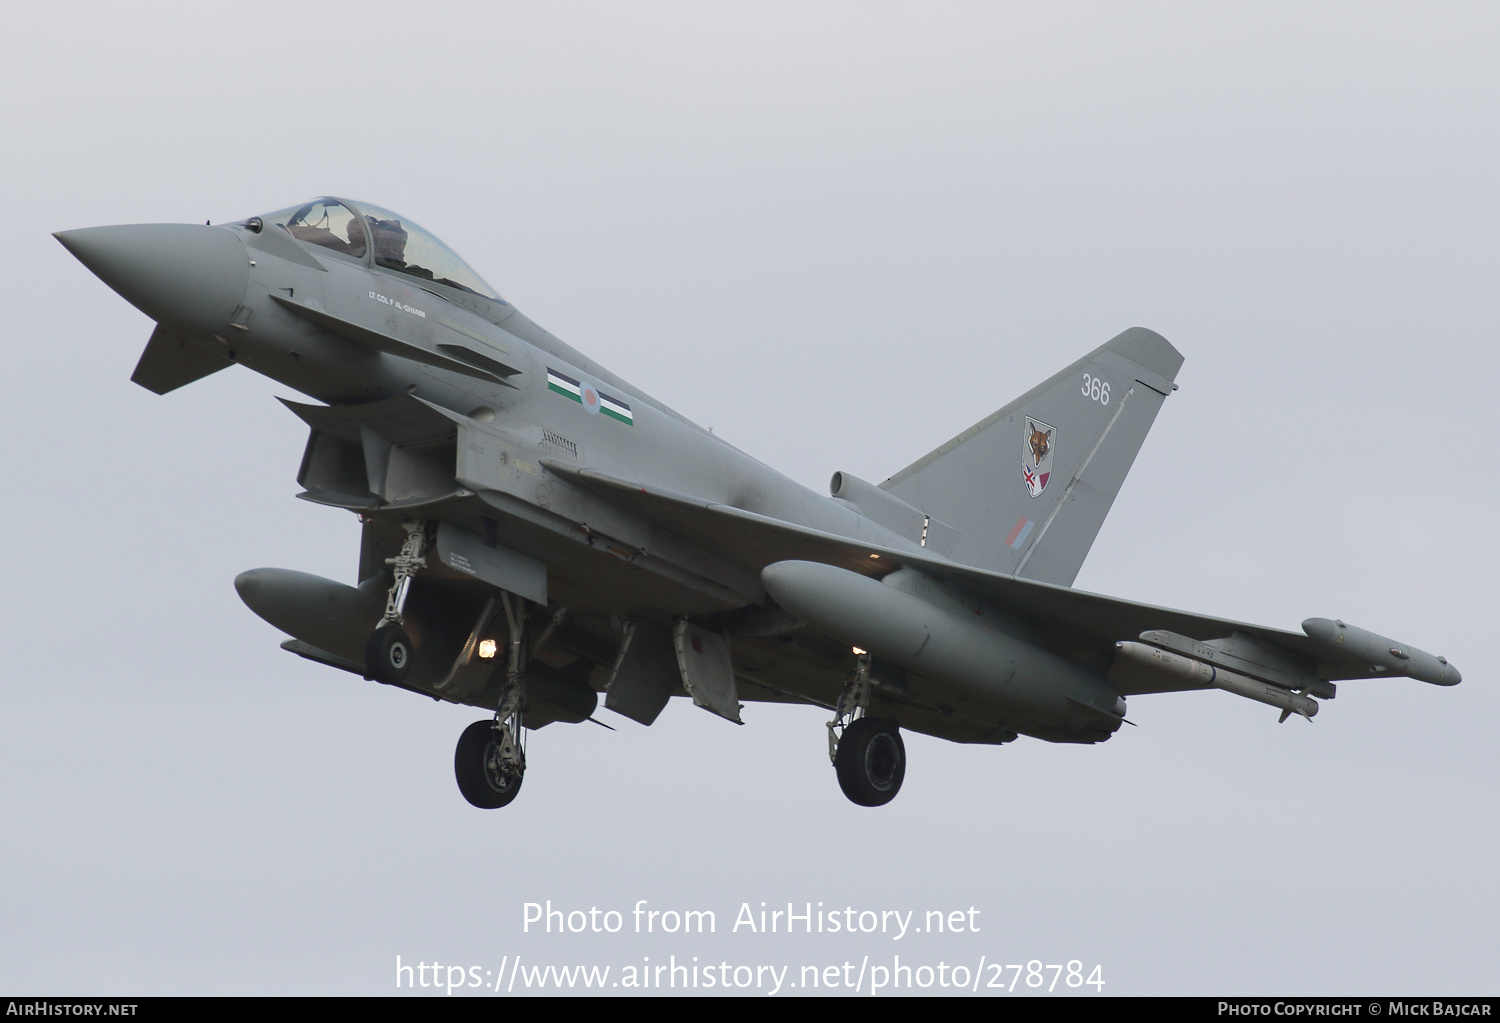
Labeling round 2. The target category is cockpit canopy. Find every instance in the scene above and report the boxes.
[257,198,504,303]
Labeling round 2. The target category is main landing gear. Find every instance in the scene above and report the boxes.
[454,720,524,808]
[362,520,531,809]
[828,651,906,807]
[456,590,530,808]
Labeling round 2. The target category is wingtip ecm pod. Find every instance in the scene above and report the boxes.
[1301,618,1460,686]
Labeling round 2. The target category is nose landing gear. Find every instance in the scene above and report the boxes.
[364,521,428,685]
[361,520,533,808]
[365,624,413,683]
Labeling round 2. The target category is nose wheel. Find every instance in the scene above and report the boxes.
[364,625,413,684]
[454,720,525,808]
[364,521,430,684]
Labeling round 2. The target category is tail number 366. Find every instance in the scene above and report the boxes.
[1081,374,1110,405]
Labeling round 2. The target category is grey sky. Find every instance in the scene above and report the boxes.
[2,1,1495,995]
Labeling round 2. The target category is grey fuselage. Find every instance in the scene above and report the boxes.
[54,203,1144,746]
[56,199,1464,770]
[231,216,923,595]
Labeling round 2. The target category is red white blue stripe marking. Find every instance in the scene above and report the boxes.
[1004,517,1035,550]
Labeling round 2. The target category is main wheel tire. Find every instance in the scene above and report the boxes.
[454,720,524,809]
[834,717,906,807]
[834,717,900,804]
[364,625,413,684]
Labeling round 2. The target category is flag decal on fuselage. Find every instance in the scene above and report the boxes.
[548,369,633,425]
[1004,517,1036,550]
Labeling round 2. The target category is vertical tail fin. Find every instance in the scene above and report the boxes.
[880,327,1183,587]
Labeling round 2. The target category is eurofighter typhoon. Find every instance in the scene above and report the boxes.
[55,199,1460,808]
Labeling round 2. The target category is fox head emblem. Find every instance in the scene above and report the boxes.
[1028,425,1052,467]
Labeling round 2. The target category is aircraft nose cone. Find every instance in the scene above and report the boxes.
[55,224,250,334]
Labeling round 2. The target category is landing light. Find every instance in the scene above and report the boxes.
[478,639,498,659]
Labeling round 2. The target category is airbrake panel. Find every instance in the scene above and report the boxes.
[605,619,679,726]
[673,621,743,724]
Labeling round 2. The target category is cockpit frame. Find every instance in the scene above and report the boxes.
[257,197,507,309]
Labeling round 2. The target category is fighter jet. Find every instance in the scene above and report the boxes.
[55,198,1461,808]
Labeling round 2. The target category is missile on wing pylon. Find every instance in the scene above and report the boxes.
[760,560,1125,741]
[1114,640,1319,719]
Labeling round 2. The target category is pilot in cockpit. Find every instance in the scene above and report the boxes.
[344,215,369,257]
[370,217,410,268]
